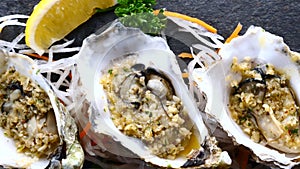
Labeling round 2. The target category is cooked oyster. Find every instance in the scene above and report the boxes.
[229,58,300,153]
[76,21,231,168]
[100,55,195,160]
[193,26,300,168]
[0,50,84,168]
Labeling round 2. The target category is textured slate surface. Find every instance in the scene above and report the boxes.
[156,0,300,52]
[0,0,299,51]
[0,1,299,169]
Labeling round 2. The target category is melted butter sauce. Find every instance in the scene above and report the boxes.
[178,130,200,157]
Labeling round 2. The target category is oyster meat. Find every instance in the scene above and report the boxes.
[76,22,231,168]
[229,57,300,153]
[193,26,300,168]
[0,50,84,169]
[100,55,195,159]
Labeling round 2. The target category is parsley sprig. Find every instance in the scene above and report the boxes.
[115,0,156,16]
[114,0,166,34]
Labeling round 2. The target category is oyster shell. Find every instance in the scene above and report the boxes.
[193,26,300,168]
[76,21,231,168]
[0,50,84,168]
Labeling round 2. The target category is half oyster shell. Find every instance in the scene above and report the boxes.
[0,50,84,168]
[76,21,231,168]
[193,26,300,168]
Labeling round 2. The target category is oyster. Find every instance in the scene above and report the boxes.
[76,22,231,168]
[0,50,84,168]
[193,26,300,168]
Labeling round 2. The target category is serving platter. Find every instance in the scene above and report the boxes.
[0,0,299,168]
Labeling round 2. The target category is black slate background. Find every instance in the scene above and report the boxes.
[0,1,299,169]
[0,0,299,52]
[157,0,300,53]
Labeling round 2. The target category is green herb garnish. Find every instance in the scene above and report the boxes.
[289,128,298,135]
[114,0,166,34]
[36,69,41,75]
[108,69,113,75]
[239,116,247,122]
[115,0,156,16]
[145,111,153,117]
[149,111,153,117]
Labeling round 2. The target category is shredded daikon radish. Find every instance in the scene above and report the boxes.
[42,39,81,53]
[0,40,27,49]
[0,14,28,32]
[0,15,29,52]
[8,33,25,52]
[0,14,29,22]
[35,52,87,116]
[167,16,223,77]
[44,47,81,53]
[0,20,26,32]
[54,67,71,89]
[0,32,28,52]
[21,46,79,54]
[168,17,223,49]
[192,44,221,61]
[19,49,35,54]
[37,56,78,72]
[66,93,87,114]
[52,39,76,49]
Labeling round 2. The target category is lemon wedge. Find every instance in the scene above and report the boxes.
[25,0,117,55]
